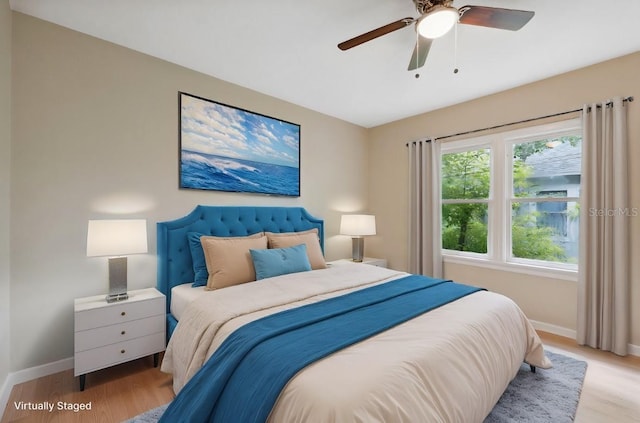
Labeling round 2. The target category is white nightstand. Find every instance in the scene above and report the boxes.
[329,257,388,268]
[74,287,166,391]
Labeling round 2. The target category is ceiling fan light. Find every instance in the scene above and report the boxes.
[417,5,458,39]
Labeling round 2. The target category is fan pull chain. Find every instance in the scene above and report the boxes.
[453,22,459,74]
[415,29,421,79]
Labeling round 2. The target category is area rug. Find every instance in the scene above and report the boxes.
[484,350,587,422]
[125,350,586,423]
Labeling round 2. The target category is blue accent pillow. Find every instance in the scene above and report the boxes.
[187,232,208,287]
[250,244,312,280]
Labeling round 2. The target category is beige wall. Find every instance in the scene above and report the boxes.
[368,52,640,346]
[0,0,12,390]
[10,13,369,371]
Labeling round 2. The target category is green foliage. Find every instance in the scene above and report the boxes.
[513,140,548,162]
[511,213,566,261]
[441,149,490,200]
[442,204,487,252]
[442,219,488,253]
[512,158,535,197]
[568,203,580,220]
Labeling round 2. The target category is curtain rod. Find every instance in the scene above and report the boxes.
[407,96,634,145]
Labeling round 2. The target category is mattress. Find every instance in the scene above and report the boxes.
[170,283,205,320]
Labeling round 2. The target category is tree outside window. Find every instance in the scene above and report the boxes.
[441,148,490,253]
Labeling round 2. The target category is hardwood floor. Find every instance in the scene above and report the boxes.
[1,355,174,423]
[2,332,639,422]
[539,331,640,423]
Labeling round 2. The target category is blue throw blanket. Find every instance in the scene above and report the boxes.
[159,275,483,423]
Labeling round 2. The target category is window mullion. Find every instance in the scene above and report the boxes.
[504,141,514,264]
[489,139,503,262]
[512,196,579,203]
[441,199,489,205]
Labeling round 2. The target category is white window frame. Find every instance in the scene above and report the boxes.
[440,118,581,280]
[441,140,494,259]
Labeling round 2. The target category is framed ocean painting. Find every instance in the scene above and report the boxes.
[179,92,301,196]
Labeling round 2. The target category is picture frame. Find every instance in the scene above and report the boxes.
[179,92,301,197]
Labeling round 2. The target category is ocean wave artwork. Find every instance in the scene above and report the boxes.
[181,151,299,196]
[179,92,300,196]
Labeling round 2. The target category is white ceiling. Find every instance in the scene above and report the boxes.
[10,0,640,128]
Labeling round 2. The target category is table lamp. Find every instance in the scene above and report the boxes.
[86,219,148,303]
[340,214,376,262]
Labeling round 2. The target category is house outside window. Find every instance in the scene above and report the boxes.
[535,191,568,237]
[440,118,581,275]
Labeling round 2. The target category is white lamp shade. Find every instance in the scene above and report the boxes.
[86,219,148,257]
[417,5,458,39]
[340,215,376,237]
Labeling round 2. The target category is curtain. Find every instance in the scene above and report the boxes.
[407,140,442,278]
[577,97,630,356]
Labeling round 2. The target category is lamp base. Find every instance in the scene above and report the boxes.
[107,256,128,303]
[351,237,365,262]
[105,292,129,303]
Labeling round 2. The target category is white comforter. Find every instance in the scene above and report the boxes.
[162,263,551,423]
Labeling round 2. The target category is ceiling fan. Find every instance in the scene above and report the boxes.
[337,0,535,71]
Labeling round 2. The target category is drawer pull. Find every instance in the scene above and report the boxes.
[121,330,126,335]
[121,349,125,354]
[121,311,126,316]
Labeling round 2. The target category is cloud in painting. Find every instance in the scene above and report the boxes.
[180,94,299,168]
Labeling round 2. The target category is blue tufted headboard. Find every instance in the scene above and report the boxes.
[157,205,324,338]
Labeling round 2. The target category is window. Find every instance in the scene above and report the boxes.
[440,118,581,272]
[441,148,490,254]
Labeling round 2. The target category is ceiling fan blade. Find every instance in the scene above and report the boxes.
[338,17,414,51]
[458,6,534,31]
[408,36,432,71]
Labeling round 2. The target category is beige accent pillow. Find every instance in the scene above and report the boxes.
[266,229,327,270]
[201,233,267,290]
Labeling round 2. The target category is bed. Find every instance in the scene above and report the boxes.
[156,205,551,423]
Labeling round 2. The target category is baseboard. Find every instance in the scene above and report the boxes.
[628,343,640,357]
[0,357,73,419]
[530,320,577,340]
[530,319,640,357]
[0,375,11,421]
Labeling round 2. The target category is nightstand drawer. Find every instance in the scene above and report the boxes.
[74,314,165,353]
[75,295,164,331]
[74,331,165,376]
